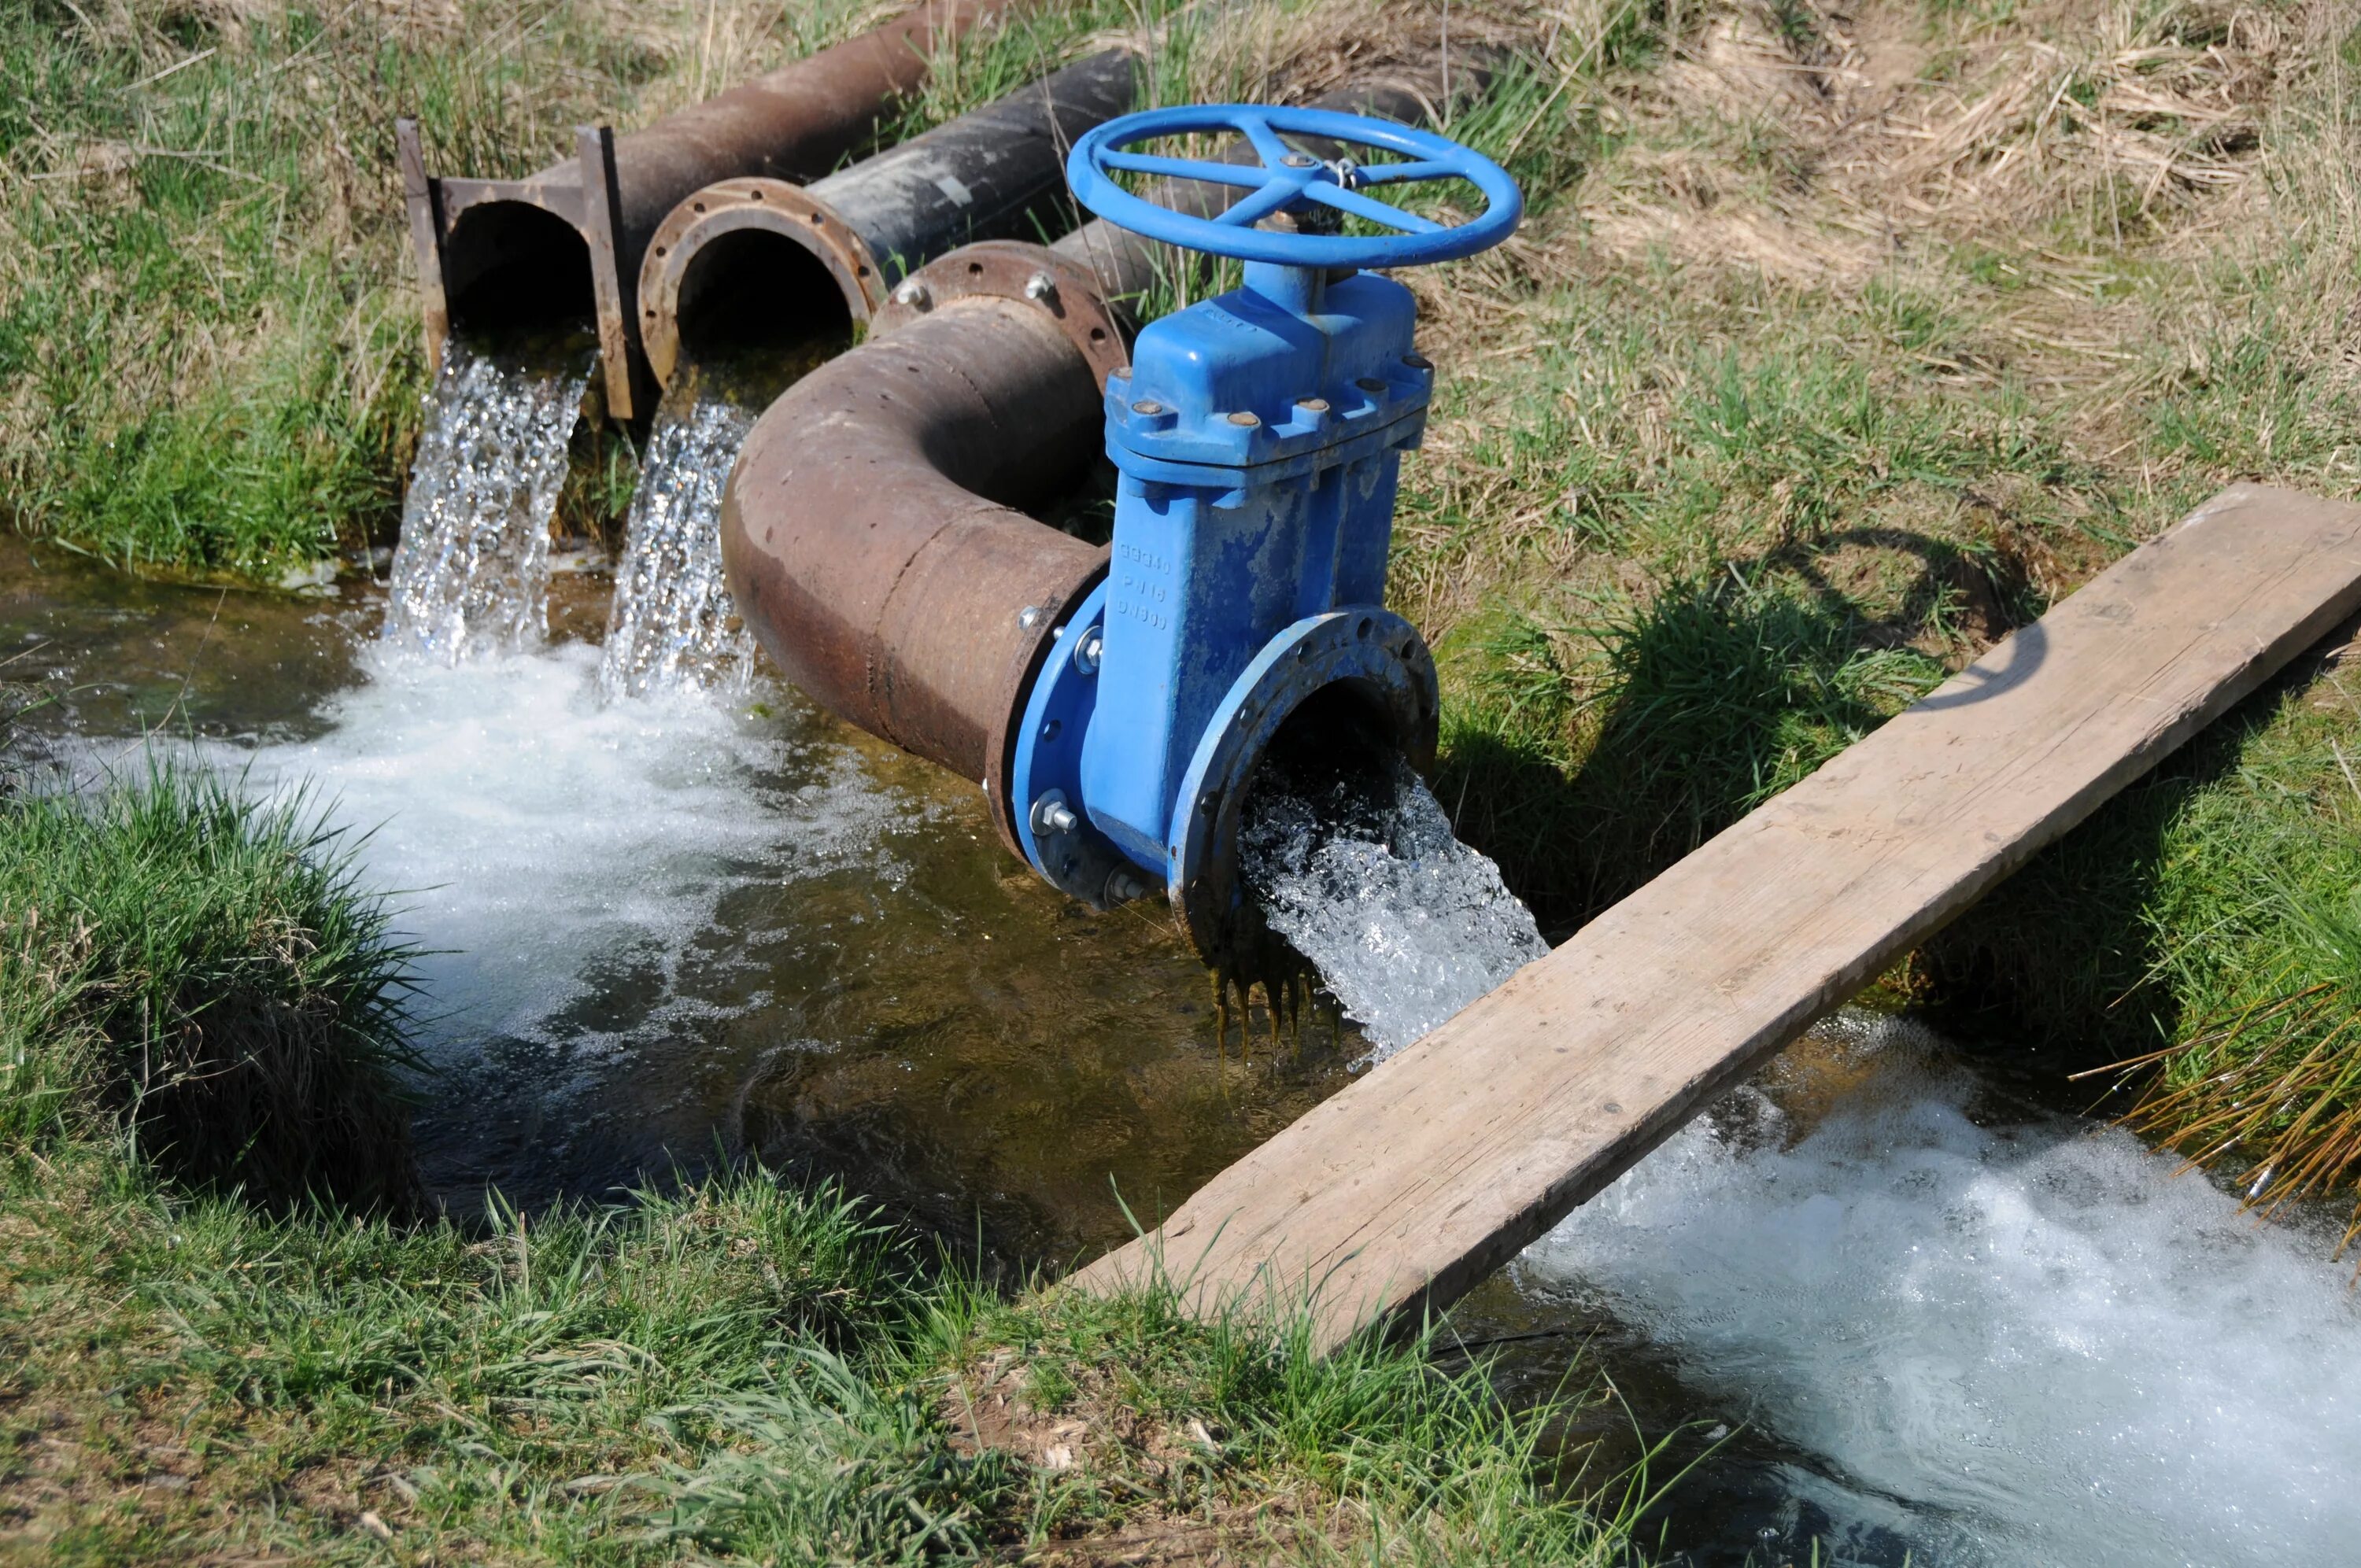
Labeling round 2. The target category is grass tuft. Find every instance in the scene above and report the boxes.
[0,762,422,1212]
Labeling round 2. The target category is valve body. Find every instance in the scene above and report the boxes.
[1008,260,1440,961]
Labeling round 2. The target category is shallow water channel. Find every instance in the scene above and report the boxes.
[11,536,2361,1567]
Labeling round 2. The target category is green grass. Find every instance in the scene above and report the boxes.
[0,1145,1652,1562]
[0,744,1645,1559]
[0,763,420,1212]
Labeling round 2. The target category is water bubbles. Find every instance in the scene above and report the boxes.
[1520,1016,2361,1567]
[598,388,760,701]
[1240,754,1546,1063]
[382,341,590,662]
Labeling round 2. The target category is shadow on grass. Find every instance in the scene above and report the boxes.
[1435,536,2357,1082]
[1434,551,1955,939]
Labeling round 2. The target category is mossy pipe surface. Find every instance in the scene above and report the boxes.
[719,297,1108,850]
[397,0,1022,418]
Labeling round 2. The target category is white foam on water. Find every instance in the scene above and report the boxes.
[598,389,759,701]
[382,342,589,662]
[1242,758,1546,1061]
[218,641,900,1073]
[1517,1016,2361,1568]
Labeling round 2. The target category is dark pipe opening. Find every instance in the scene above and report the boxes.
[676,228,857,372]
[1247,677,1410,838]
[1221,677,1414,988]
[442,202,597,337]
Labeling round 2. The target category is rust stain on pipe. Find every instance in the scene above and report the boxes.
[638,49,1138,390]
[870,64,1499,349]
[720,297,1107,850]
[395,0,1018,419]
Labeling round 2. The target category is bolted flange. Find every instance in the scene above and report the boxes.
[870,241,1130,386]
[636,177,882,389]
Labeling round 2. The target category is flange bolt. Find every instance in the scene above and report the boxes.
[1024,271,1059,303]
[1018,604,1043,630]
[1105,867,1152,904]
[1031,791,1081,837]
[894,279,932,311]
[1074,628,1105,674]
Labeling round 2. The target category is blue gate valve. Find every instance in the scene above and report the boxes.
[1012,105,1520,961]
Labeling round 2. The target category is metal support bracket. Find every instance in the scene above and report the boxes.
[577,124,645,422]
[394,117,449,377]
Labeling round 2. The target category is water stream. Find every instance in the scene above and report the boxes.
[598,355,813,701]
[1241,754,1546,1061]
[1512,1015,2361,1567]
[381,338,591,662]
[11,538,2361,1566]
[597,389,758,699]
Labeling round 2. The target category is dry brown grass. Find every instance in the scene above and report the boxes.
[1387,0,2355,647]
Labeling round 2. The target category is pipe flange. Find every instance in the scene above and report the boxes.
[1166,607,1439,968]
[1007,582,1140,908]
[637,177,882,389]
[871,240,1129,386]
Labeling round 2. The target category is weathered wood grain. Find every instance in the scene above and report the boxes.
[1079,485,2361,1352]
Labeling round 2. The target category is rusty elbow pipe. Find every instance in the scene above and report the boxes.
[720,294,1114,850]
[637,48,1139,390]
[395,0,1022,419]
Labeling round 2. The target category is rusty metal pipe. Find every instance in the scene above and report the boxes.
[637,49,1138,389]
[720,297,1109,846]
[868,61,1501,345]
[395,0,1020,420]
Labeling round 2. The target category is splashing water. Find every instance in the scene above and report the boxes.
[1517,1015,2361,1568]
[1242,756,1546,1061]
[210,640,907,1195]
[598,385,759,700]
[382,340,589,662]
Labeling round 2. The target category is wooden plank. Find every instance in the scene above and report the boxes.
[1078,485,2361,1352]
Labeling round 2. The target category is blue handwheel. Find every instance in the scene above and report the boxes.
[1066,105,1521,271]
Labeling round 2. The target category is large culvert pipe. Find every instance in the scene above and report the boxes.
[394,0,1021,420]
[637,48,1139,390]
